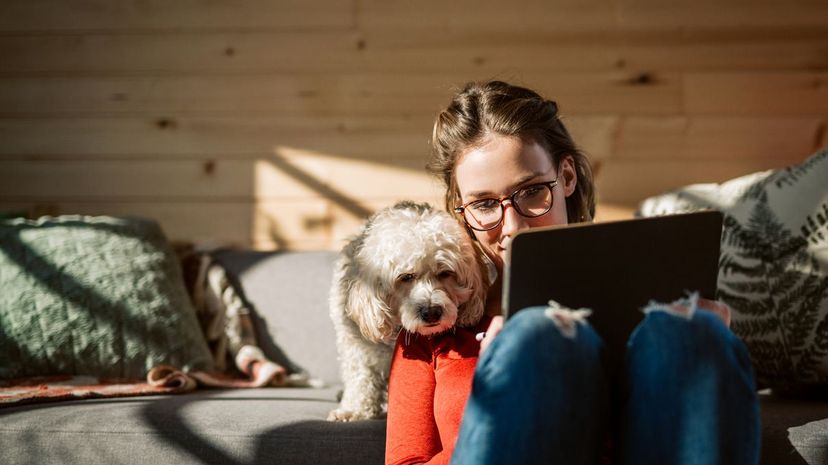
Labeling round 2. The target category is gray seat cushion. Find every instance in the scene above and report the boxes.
[1,390,824,465]
[759,392,828,465]
[0,387,385,465]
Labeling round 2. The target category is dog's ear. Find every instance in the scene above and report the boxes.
[344,275,396,344]
[455,241,488,327]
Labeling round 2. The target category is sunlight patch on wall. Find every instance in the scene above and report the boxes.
[251,145,443,250]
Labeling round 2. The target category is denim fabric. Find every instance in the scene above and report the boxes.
[451,305,760,465]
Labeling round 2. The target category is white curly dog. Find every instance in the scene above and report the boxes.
[327,201,488,421]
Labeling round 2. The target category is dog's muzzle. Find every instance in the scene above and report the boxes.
[418,305,444,324]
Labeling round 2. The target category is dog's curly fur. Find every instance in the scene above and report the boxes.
[327,201,488,421]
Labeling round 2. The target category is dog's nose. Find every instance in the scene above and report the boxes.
[419,305,443,324]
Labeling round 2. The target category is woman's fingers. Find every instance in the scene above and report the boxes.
[480,316,504,353]
[698,297,732,328]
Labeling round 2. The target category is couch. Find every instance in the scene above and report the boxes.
[1,249,826,465]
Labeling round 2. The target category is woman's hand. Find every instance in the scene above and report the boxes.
[697,298,732,328]
[479,316,504,354]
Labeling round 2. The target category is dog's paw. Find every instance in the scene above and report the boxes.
[327,407,382,422]
[327,408,361,422]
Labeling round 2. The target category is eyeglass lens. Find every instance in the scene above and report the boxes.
[465,183,553,230]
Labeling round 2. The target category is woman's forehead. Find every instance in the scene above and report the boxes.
[455,136,554,198]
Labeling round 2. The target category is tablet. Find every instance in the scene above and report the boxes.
[502,211,723,353]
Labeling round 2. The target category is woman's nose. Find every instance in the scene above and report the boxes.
[500,201,527,236]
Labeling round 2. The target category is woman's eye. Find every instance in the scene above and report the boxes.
[517,185,544,199]
[470,199,498,212]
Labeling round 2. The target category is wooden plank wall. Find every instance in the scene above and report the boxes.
[1,0,826,249]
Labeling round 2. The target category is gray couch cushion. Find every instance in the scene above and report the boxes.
[759,392,828,465]
[211,250,341,385]
[1,389,824,465]
[788,420,828,465]
[0,387,385,465]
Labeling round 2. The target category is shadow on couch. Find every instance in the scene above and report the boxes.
[127,390,825,465]
[138,391,385,465]
[758,392,828,465]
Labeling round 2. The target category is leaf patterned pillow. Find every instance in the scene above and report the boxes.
[638,149,828,390]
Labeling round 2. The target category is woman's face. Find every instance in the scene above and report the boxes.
[454,134,577,273]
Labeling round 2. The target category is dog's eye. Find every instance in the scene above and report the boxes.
[437,270,455,280]
[398,273,415,283]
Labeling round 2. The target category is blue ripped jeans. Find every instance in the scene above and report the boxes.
[450,300,761,465]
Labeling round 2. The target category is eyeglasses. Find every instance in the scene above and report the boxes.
[455,179,559,231]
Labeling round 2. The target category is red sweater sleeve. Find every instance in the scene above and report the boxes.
[385,321,488,465]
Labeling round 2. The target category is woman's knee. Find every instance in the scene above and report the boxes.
[502,305,601,350]
[633,304,730,347]
[477,306,605,386]
[628,299,753,380]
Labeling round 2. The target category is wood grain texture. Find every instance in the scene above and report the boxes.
[617,0,828,30]
[0,156,439,200]
[4,29,825,76]
[0,31,363,76]
[595,158,803,205]
[685,72,828,115]
[613,116,824,160]
[0,116,434,158]
[1,0,825,249]
[357,0,616,33]
[0,0,354,32]
[0,200,258,247]
[0,72,683,117]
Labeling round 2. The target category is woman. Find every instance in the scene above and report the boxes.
[385,81,760,465]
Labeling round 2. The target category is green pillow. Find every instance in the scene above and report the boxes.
[0,215,214,379]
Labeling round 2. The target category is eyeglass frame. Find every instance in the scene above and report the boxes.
[454,179,559,231]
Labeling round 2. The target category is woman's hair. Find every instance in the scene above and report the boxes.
[427,80,595,224]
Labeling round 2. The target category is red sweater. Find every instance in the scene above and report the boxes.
[385,316,493,465]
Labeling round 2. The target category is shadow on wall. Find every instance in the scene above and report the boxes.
[257,150,374,249]
[264,151,374,220]
[254,146,438,248]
